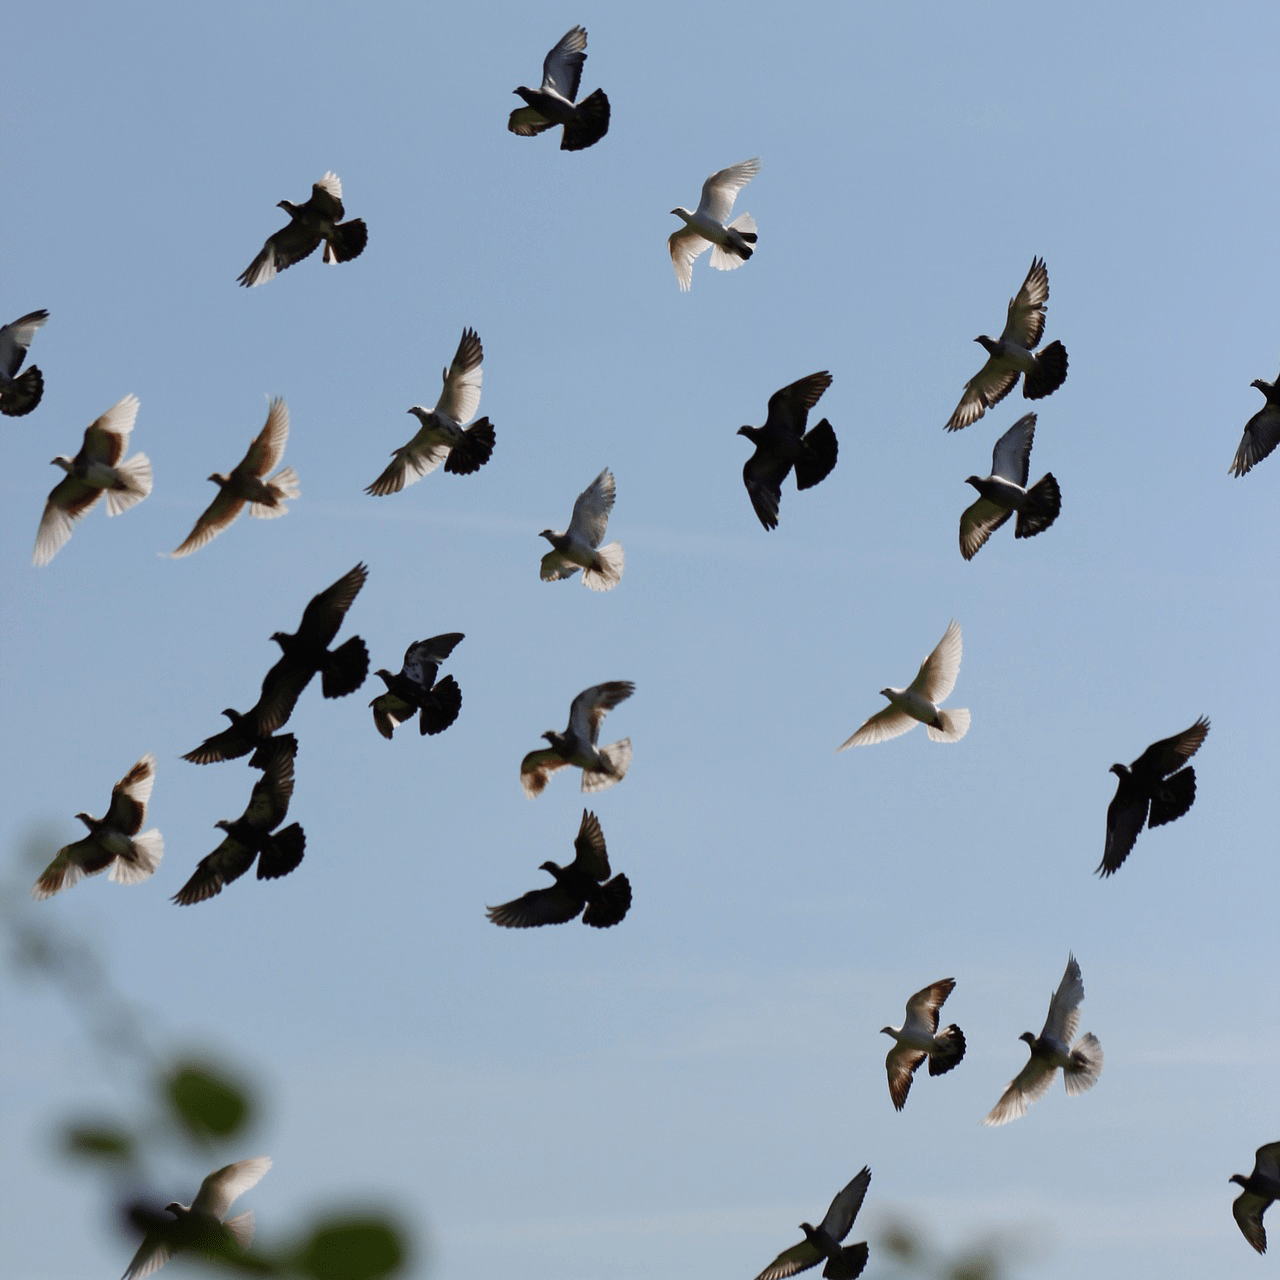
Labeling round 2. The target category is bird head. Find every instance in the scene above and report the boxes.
[538,860,561,875]
[1019,1031,1038,1046]
[964,475,982,490]
[277,200,298,214]
[975,335,999,355]
[50,455,73,472]
[208,472,229,485]
[799,1223,820,1244]
[74,811,96,829]
[737,425,760,441]
[538,529,556,543]
[879,1025,896,1037]
[670,206,693,222]
[374,669,395,689]
[1229,1173,1247,1187]
[1109,763,1129,779]
[214,819,233,834]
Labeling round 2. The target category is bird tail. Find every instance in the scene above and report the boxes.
[582,872,632,928]
[257,822,306,880]
[105,453,153,514]
[582,541,624,591]
[223,1209,255,1251]
[794,418,839,490]
[0,365,44,416]
[711,212,757,269]
[561,88,611,151]
[822,1241,869,1280]
[250,466,300,518]
[324,218,368,265]
[418,674,463,735]
[1014,472,1061,539]
[926,708,970,742]
[443,416,496,475]
[1023,340,1068,400]
[927,1024,966,1076]
[1148,766,1196,828]
[583,738,631,792]
[1064,1032,1104,1094]
[109,828,164,885]
[321,636,369,699]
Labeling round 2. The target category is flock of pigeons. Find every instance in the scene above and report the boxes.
[8,20,1277,1277]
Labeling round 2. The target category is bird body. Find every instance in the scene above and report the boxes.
[509,26,610,151]
[754,1167,871,1280]
[539,467,624,589]
[959,412,1061,559]
[0,308,48,415]
[1231,1141,1280,1254]
[1230,370,1280,476]
[668,157,759,291]
[370,633,464,738]
[520,681,634,797]
[238,172,366,286]
[881,978,966,1110]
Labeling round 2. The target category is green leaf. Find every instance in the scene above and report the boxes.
[62,1123,133,1160]
[165,1062,252,1138]
[295,1217,408,1280]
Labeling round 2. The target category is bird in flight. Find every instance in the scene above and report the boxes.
[508,25,610,151]
[1230,1141,1280,1255]
[487,809,632,929]
[520,681,634,797]
[1097,716,1209,876]
[946,257,1068,430]
[32,754,163,899]
[237,172,367,287]
[1229,367,1280,477]
[34,394,152,565]
[838,620,969,748]
[370,633,464,739]
[0,308,49,416]
[983,953,1103,1125]
[752,1166,872,1280]
[170,397,299,557]
[539,467,624,589]
[880,978,966,1111]
[738,371,838,530]
[366,327,495,494]
[668,157,759,292]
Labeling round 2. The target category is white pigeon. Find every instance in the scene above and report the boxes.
[34,394,152,565]
[983,954,1103,1126]
[880,978,967,1111]
[959,412,1061,560]
[122,1156,272,1279]
[520,681,634,797]
[837,620,969,749]
[539,467,624,590]
[668,157,760,292]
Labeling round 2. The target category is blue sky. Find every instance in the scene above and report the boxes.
[3,3,1277,1278]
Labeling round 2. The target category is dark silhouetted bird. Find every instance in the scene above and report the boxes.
[738,372,838,530]
[121,1155,271,1279]
[487,809,632,928]
[668,158,759,292]
[366,328,495,494]
[1097,716,1209,876]
[181,706,291,767]
[539,467,624,589]
[959,412,1061,559]
[1231,1142,1280,1255]
[370,633,464,739]
[171,397,299,556]
[252,563,370,734]
[509,25,610,152]
[237,172,367,287]
[753,1166,872,1280]
[1229,369,1280,477]
[32,754,163,899]
[946,257,1068,430]
[172,737,303,904]
[520,681,633,797]
[34,394,152,565]
[0,308,48,416]
[983,953,1103,1126]
[880,978,966,1111]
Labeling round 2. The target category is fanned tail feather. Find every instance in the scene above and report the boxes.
[0,365,43,416]
[1149,766,1197,828]
[104,453,153,514]
[223,1210,255,1251]
[582,541,624,591]
[582,738,631,792]
[561,88,611,151]
[823,1241,869,1280]
[926,708,970,742]
[582,873,632,928]
[1014,472,1061,539]
[1023,340,1068,400]
[250,466,300,517]
[418,675,463,735]
[443,417,495,475]
[710,212,757,269]
[321,636,369,698]
[928,1024,966,1075]
[794,418,839,490]
[1064,1032,1104,1094]
[109,829,164,885]
[257,823,305,880]
[324,218,368,265]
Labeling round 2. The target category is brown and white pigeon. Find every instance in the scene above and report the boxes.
[508,26,610,152]
[237,172,366,287]
[880,978,966,1111]
[539,468,624,590]
[520,681,633,797]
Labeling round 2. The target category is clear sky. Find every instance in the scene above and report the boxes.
[3,3,1277,1278]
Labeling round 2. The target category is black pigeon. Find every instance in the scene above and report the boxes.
[1231,1141,1280,1255]
[253,563,370,734]
[487,809,631,929]
[370,633,464,739]
[237,172,367,287]
[753,1167,872,1280]
[1097,716,1209,877]
[172,737,304,904]
[959,412,1061,559]
[182,705,291,767]
[0,308,48,416]
[738,372,839,530]
[1230,369,1280,477]
[509,26,610,152]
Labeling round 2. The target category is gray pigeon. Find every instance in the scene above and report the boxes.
[370,633,464,738]
[1231,1141,1280,1254]
[520,681,633,797]
[880,978,966,1111]
[668,158,759,292]
[753,1167,872,1280]
[0,308,48,415]
[959,412,1061,559]
[1229,369,1280,477]
[539,467,624,590]
[509,26,610,151]
[238,172,366,287]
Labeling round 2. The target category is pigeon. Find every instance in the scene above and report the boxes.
[837,620,969,748]
[946,257,1069,430]
[509,25,610,152]
[487,809,632,928]
[366,327,495,494]
[753,1167,872,1280]
[1229,369,1280,477]
[738,372,839,530]
[170,397,299,557]
[34,394,152,566]
[181,706,290,767]
[172,737,304,904]
[370,633,464,739]
[1230,1141,1280,1254]
[983,953,1103,1126]
[880,978,966,1111]
[32,754,163,899]
[121,1155,272,1279]
[668,157,760,292]
[539,467,624,589]
[0,308,49,416]
[1097,716,1209,877]
[237,172,367,287]
[959,412,1061,559]
[520,681,634,797]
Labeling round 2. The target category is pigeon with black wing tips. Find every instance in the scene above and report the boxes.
[880,978,966,1111]
[539,467,624,589]
[520,681,633,797]
[0,308,48,415]
[753,1167,872,1280]
[370,633,464,739]
[959,412,1061,559]
[1230,368,1280,477]
[509,25,610,151]
[237,172,366,287]
[668,158,759,292]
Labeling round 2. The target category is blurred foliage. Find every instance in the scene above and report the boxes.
[877,1216,1028,1280]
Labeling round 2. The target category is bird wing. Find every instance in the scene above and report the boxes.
[435,328,483,425]
[294,562,369,646]
[885,1043,928,1110]
[568,809,610,881]
[1000,256,1050,349]
[947,357,1019,430]
[754,1239,823,1280]
[902,978,955,1036]
[402,632,464,689]
[486,879,586,927]
[990,413,1036,486]
[243,740,297,828]
[565,468,615,547]
[741,449,789,530]
[1099,776,1148,875]
[366,428,451,494]
[1233,1189,1270,1254]
[239,220,322,287]
[0,309,48,376]
[1041,954,1084,1045]
[34,475,104,564]
[83,394,141,466]
[520,748,570,798]
[910,619,963,704]
[308,172,344,218]
[171,486,247,557]
[122,1229,173,1280]
[764,372,832,438]
[31,836,109,898]
[668,226,711,292]
[837,703,917,749]
[958,496,1012,561]
[236,397,290,478]
[817,1166,872,1243]
[1254,1142,1280,1182]
[541,24,587,100]
[1131,716,1210,780]
[697,157,760,223]
[104,754,156,833]
[1232,403,1280,477]
[983,1052,1057,1126]
[569,681,635,743]
[191,1155,273,1218]
[172,834,257,904]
